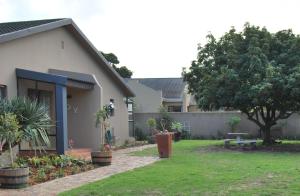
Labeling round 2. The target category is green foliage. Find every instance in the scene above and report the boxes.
[95,106,112,146]
[0,97,52,153]
[95,106,109,128]
[171,121,183,132]
[146,118,156,130]
[227,116,241,132]
[0,113,21,166]
[134,127,147,141]
[101,52,120,64]
[157,105,173,131]
[36,168,47,182]
[184,23,300,144]
[27,154,89,169]
[101,51,133,78]
[112,64,133,78]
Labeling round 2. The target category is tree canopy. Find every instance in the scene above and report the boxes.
[101,52,133,78]
[183,23,300,144]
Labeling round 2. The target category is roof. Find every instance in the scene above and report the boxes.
[127,78,186,99]
[49,69,96,84]
[0,19,64,35]
[0,18,134,97]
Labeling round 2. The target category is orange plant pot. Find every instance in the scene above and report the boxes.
[156,132,173,158]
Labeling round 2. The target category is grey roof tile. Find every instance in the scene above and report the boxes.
[128,78,185,99]
[0,19,64,35]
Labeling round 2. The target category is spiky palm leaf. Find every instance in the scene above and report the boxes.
[0,97,52,150]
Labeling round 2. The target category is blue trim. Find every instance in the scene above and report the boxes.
[55,85,68,154]
[16,68,67,85]
[15,68,68,154]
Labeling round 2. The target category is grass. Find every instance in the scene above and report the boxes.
[60,140,300,195]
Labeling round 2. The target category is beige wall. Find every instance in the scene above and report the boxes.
[126,80,162,113]
[0,27,130,149]
[134,112,300,138]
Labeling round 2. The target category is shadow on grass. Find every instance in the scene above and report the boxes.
[200,141,300,153]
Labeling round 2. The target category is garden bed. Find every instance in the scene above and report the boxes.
[16,154,96,186]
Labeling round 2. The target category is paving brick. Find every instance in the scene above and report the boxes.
[0,144,158,196]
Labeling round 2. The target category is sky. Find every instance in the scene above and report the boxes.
[1,0,300,78]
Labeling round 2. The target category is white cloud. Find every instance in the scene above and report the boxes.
[1,0,300,77]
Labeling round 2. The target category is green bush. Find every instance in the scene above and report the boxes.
[227,116,241,132]
[135,127,147,141]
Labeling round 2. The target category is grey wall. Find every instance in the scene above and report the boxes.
[134,112,300,138]
[126,80,162,113]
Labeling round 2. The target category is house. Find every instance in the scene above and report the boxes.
[126,78,198,113]
[0,18,134,154]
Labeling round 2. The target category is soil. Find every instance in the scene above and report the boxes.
[28,164,96,186]
[198,143,300,153]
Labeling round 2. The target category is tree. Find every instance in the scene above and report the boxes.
[183,23,300,144]
[101,52,120,65]
[112,64,133,78]
[101,52,133,78]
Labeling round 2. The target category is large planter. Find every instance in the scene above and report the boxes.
[0,167,29,189]
[156,132,173,158]
[91,151,112,166]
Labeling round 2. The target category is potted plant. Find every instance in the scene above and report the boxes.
[91,106,113,166]
[0,98,52,189]
[155,119,173,158]
[171,121,183,142]
[146,118,157,144]
[228,116,241,133]
[0,113,29,189]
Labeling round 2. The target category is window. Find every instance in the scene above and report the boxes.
[168,105,182,112]
[127,98,134,137]
[0,85,7,99]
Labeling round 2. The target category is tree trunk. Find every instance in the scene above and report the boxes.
[8,142,13,166]
[262,125,275,145]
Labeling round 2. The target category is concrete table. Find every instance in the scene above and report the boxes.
[227,132,248,142]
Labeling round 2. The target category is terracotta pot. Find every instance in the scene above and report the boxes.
[0,167,29,189]
[156,132,173,158]
[91,151,112,166]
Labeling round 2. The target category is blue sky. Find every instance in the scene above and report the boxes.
[1,0,300,78]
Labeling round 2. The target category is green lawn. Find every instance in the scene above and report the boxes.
[60,140,300,196]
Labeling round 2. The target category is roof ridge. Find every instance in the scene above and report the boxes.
[131,77,183,79]
[0,18,67,25]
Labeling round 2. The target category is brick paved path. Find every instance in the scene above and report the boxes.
[0,144,158,196]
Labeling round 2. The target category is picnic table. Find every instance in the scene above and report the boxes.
[224,132,257,148]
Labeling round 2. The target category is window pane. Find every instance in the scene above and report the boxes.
[0,85,7,98]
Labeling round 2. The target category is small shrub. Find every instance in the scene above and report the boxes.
[228,116,241,132]
[146,118,157,130]
[36,168,47,182]
[147,135,156,144]
[135,127,147,141]
[171,121,183,132]
[57,168,65,178]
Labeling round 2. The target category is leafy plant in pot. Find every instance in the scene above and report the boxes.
[91,106,113,166]
[0,98,52,189]
[155,119,173,158]
[0,113,29,189]
[146,118,158,144]
[171,121,183,142]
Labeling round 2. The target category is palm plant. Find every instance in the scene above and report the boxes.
[0,97,52,155]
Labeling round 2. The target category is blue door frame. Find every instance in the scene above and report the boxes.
[16,68,68,154]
